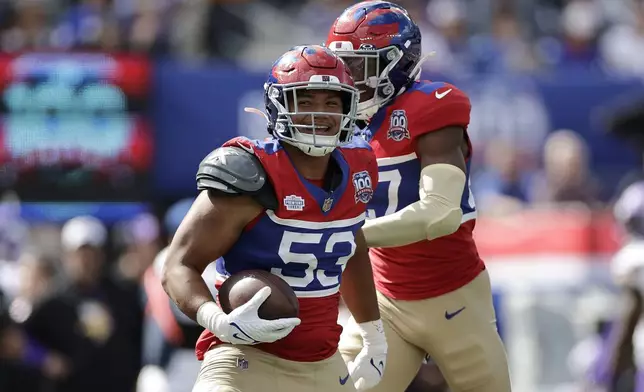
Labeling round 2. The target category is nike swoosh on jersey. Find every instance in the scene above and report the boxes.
[339,374,350,385]
[435,88,453,99]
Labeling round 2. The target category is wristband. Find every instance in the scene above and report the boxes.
[357,319,386,346]
[196,301,224,330]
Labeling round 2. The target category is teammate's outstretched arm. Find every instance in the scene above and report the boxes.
[362,126,467,248]
[340,229,387,390]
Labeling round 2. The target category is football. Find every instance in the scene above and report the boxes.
[218,270,299,320]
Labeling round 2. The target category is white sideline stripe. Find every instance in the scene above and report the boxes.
[266,210,365,229]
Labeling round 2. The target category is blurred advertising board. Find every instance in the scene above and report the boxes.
[0,52,154,201]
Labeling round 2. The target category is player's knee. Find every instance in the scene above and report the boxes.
[440,341,501,391]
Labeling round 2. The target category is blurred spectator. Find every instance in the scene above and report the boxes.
[472,140,535,215]
[202,0,253,61]
[600,0,644,78]
[422,0,472,76]
[0,0,51,53]
[0,311,46,392]
[530,129,602,206]
[50,0,119,51]
[115,212,162,282]
[0,191,29,298]
[13,251,58,305]
[18,215,143,392]
[552,0,602,68]
[0,0,635,73]
[138,198,218,392]
[469,9,537,73]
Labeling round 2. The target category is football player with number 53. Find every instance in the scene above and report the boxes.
[162,45,387,392]
[325,2,512,392]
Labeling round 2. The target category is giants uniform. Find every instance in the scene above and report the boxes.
[195,136,378,392]
[340,81,511,392]
[364,81,483,299]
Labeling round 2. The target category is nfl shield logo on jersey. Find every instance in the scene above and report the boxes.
[387,110,410,141]
[322,197,334,212]
[352,171,373,204]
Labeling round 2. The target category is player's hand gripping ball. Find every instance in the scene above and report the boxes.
[214,270,300,344]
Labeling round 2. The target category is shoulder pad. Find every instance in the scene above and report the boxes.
[196,147,278,209]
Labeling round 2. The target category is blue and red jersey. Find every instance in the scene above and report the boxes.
[195,136,378,362]
[360,80,485,300]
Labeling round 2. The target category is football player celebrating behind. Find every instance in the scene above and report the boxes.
[326,2,512,392]
[162,45,387,392]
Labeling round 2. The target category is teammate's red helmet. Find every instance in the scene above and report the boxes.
[325,1,422,120]
[264,45,359,156]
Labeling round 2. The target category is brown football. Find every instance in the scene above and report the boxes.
[218,270,299,320]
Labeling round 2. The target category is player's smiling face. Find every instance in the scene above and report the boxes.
[287,89,343,136]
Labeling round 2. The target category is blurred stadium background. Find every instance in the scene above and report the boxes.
[1,0,644,391]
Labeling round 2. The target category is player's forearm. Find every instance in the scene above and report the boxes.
[162,262,215,321]
[340,251,380,323]
[362,163,465,248]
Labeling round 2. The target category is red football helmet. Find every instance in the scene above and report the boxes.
[326,1,423,120]
[263,45,359,156]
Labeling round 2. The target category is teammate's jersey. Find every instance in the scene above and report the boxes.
[359,80,485,300]
[195,136,378,362]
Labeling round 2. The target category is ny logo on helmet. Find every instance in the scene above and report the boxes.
[353,171,374,204]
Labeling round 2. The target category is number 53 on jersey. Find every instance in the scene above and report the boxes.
[271,229,358,297]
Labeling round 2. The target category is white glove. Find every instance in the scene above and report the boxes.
[196,287,301,345]
[348,319,388,391]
